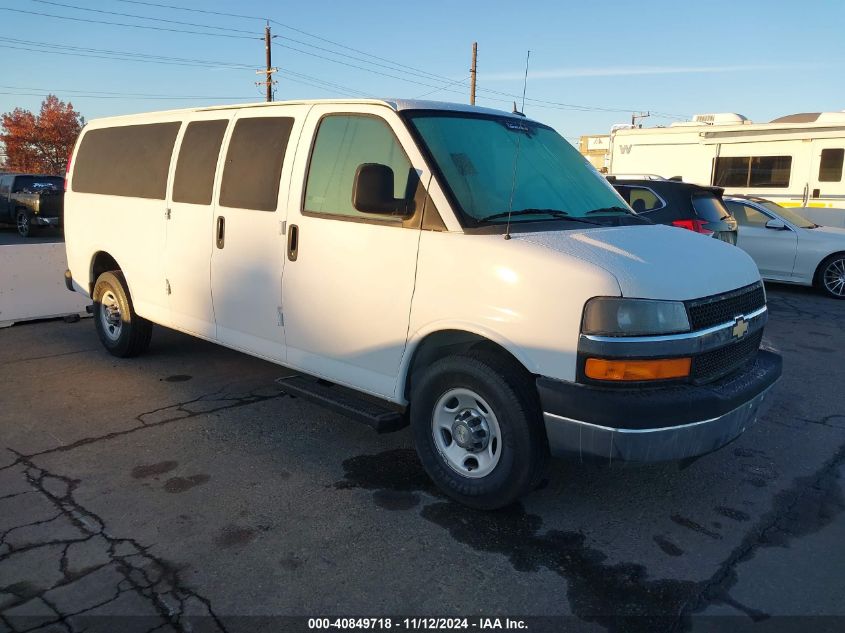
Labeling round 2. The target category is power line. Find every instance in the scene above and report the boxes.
[113,0,266,22]
[31,0,257,35]
[0,7,257,39]
[5,3,690,119]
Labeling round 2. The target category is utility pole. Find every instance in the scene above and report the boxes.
[631,111,650,127]
[469,42,477,105]
[255,22,278,102]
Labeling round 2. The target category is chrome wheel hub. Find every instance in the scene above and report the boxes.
[823,258,845,297]
[99,290,123,341]
[432,388,502,479]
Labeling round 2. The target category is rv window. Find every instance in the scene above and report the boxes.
[714,156,791,188]
[304,115,413,219]
[819,148,844,182]
[749,156,791,187]
[172,120,228,205]
[219,117,294,212]
[72,122,180,199]
[714,157,751,187]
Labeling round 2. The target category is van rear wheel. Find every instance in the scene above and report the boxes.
[410,350,548,510]
[92,271,153,357]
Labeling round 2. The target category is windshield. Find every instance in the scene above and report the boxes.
[406,113,630,226]
[740,199,816,228]
[13,176,64,193]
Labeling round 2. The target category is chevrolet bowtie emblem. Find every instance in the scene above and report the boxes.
[732,316,749,339]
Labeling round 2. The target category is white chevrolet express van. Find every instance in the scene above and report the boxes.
[64,99,782,509]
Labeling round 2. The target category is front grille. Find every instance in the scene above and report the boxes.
[686,282,765,330]
[691,330,763,384]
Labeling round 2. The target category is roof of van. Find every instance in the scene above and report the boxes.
[83,98,534,126]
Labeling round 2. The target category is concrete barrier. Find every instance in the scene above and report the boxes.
[0,243,91,328]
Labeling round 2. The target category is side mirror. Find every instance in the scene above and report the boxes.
[352,163,406,215]
[765,219,787,230]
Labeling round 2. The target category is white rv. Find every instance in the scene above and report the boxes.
[608,112,845,226]
[63,99,781,509]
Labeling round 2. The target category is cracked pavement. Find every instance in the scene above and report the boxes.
[0,283,843,632]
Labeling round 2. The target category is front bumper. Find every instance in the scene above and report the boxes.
[539,350,782,462]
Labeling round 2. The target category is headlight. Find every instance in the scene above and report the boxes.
[582,298,690,336]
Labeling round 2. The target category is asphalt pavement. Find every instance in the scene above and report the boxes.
[0,226,64,246]
[0,284,843,633]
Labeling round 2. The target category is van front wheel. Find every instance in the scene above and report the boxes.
[92,271,153,357]
[410,351,548,510]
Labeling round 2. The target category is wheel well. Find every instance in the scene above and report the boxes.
[814,251,845,286]
[404,330,530,400]
[90,251,120,295]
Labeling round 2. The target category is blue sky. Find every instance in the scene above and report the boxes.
[1,0,843,140]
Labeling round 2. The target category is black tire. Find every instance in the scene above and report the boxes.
[410,349,548,510]
[16,210,33,238]
[92,271,153,357]
[816,253,845,299]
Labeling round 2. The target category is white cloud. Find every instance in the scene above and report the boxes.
[479,64,799,81]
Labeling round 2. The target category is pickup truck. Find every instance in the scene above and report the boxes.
[0,173,65,237]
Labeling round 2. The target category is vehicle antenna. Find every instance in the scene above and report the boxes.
[504,50,531,241]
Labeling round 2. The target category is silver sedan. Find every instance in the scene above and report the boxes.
[725,196,845,299]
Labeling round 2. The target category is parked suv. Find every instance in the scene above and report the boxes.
[63,99,781,509]
[610,177,738,244]
[0,173,65,237]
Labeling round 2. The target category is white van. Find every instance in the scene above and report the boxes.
[63,99,782,509]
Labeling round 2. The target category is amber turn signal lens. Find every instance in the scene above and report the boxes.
[585,357,691,381]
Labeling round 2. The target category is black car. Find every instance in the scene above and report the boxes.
[609,177,738,245]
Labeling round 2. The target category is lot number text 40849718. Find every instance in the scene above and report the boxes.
[307,618,528,630]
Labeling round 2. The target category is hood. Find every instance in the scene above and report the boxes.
[804,224,845,239]
[514,225,761,301]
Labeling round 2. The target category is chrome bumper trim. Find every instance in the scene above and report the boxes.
[579,305,767,358]
[542,384,773,463]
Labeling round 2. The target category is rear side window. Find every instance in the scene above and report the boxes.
[304,115,413,218]
[0,176,12,195]
[614,185,664,213]
[819,148,844,182]
[691,193,730,222]
[73,122,180,199]
[219,117,294,211]
[172,120,228,205]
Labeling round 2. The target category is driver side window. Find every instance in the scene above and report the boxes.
[304,115,414,219]
[727,202,769,227]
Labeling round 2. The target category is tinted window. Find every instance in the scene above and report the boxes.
[714,156,791,188]
[614,185,664,213]
[73,123,180,199]
[691,193,729,222]
[172,120,228,205]
[305,115,413,218]
[13,176,64,193]
[220,117,294,211]
[749,156,791,187]
[0,176,13,194]
[713,157,749,187]
[819,148,844,182]
[725,201,769,227]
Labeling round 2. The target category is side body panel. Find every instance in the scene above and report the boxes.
[281,104,427,399]
[209,105,310,362]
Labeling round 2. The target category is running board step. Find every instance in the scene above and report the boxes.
[276,375,407,433]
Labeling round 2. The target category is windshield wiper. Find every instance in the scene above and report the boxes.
[585,206,635,215]
[477,208,603,225]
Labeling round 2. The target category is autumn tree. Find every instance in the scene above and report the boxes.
[1,95,83,175]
